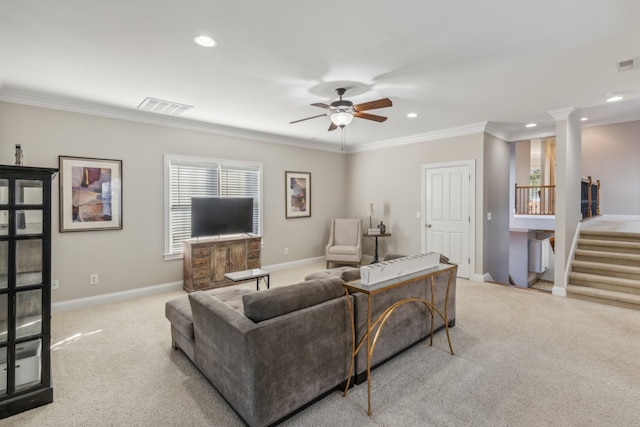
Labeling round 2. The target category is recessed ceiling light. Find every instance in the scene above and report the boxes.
[193,35,216,47]
[606,95,623,103]
[407,112,418,118]
[525,123,537,128]
[581,117,588,122]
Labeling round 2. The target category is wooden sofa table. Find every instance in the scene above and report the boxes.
[342,263,457,416]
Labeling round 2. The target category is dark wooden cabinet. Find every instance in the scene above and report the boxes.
[183,235,261,292]
[0,165,57,419]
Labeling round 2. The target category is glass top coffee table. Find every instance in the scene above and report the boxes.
[224,268,270,291]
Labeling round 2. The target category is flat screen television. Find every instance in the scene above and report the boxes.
[191,197,254,238]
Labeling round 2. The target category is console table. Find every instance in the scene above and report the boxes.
[342,263,457,416]
[363,232,391,263]
[183,235,261,292]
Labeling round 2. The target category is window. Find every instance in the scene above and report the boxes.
[164,154,262,259]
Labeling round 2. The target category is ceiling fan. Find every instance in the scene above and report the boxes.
[290,88,392,131]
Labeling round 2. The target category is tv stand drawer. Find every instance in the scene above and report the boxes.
[182,235,262,292]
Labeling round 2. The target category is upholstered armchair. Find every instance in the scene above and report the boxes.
[325,218,362,268]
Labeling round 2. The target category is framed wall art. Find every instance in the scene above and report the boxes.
[285,171,311,218]
[59,156,123,232]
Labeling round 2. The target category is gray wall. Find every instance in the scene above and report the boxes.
[0,102,348,302]
[5,97,634,303]
[582,120,640,215]
[483,133,511,283]
[346,132,489,278]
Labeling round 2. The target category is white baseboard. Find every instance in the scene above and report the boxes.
[552,285,567,297]
[52,256,328,313]
[52,281,183,313]
[262,256,325,271]
[471,272,493,283]
[51,256,338,313]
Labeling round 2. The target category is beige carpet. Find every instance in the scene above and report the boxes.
[3,262,640,426]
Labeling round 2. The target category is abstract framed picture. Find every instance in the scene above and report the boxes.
[285,171,311,218]
[59,156,123,232]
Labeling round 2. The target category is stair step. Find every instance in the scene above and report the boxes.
[566,284,640,311]
[569,229,640,310]
[568,271,640,295]
[571,260,640,281]
[580,230,640,243]
[577,238,640,255]
[574,249,640,266]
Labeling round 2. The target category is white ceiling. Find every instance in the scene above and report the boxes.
[1,0,640,151]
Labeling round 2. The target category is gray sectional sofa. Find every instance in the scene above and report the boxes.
[165,264,457,426]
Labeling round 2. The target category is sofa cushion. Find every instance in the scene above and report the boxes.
[242,277,345,323]
[165,293,194,339]
[340,268,361,282]
[204,287,252,312]
[304,266,360,281]
[165,286,254,340]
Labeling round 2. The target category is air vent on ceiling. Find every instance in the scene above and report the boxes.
[137,97,193,115]
[617,57,639,73]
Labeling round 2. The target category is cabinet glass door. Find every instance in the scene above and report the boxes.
[0,166,55,418]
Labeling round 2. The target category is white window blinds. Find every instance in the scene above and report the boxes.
[164,155,262,257]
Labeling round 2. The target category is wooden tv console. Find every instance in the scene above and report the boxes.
[183,235,261,292]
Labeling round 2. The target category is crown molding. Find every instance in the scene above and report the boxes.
[5,88,637,153]
[349,122,490,153]
[547,106,577,121]
[0,88,341,153]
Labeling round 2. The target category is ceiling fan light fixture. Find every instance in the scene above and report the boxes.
[330,111,354,127]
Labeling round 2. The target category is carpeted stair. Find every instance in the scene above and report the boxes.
[567,229,640,310]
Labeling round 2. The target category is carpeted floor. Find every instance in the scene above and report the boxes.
[3,261,640,426]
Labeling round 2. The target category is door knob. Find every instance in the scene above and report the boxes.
[426,224,432,228]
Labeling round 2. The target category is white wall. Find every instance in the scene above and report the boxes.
[0,102,348,302]
[582,120,640,215]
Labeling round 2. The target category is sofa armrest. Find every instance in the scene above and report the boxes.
[189,291,352,427]
[189,292,258,417]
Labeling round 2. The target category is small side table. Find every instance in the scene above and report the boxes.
[363,233,391,263]
[224,268,270,291]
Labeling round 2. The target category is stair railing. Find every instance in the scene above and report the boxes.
[515,177,601,217]
[514,184,556,215]
[581,176,601,219]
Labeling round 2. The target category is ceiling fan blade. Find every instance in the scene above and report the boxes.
[311,102,331,109]
[328,122,338,131]
[290,113,328,124]
[353,98,392,112]
[354,112,388,122]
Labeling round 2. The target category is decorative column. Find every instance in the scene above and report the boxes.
[548,107,581,296]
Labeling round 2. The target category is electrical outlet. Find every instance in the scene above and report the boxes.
[51,279,59,290]
[284,248,289,255]
[89,274,99,285]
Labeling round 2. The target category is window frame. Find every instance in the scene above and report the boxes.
[163,154,263,260]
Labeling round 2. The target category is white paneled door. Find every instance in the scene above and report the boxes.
[425,164,471,278]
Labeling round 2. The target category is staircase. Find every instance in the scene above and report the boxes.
[567,229,640,311]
